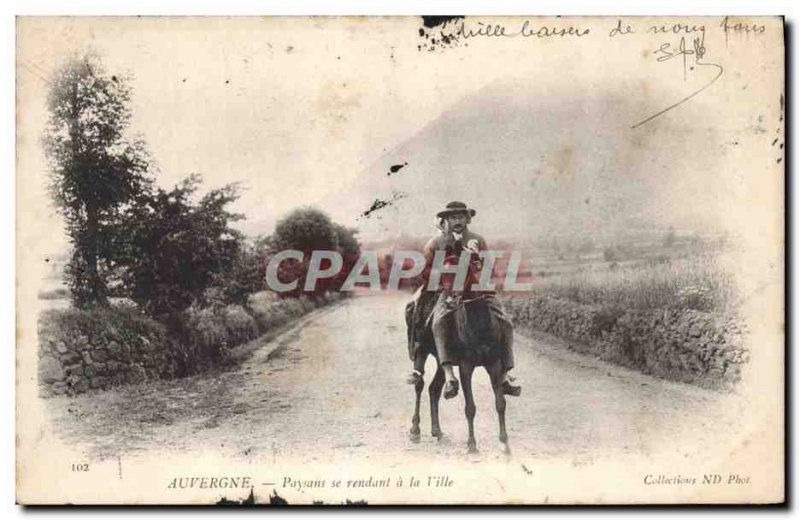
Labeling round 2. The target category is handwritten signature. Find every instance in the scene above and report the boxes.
[631,32,723,129]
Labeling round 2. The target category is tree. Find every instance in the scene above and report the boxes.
[43,53,151,308]
[268,208,338,295]
[271,207,339,254]
[211,240,263,307]
[266,208,361,295]
[118,175,243,320]
[331,223,361,291]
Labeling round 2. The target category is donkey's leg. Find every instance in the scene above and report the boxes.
[488,360,510,454]
[429,364,445,439]
[409,353,427,443]
[459,364,478,453]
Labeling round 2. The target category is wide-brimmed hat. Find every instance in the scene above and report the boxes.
[436,201,477,219]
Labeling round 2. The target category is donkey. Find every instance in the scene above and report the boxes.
[407,293,515,454]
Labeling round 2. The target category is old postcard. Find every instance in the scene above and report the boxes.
[16,16,784,505]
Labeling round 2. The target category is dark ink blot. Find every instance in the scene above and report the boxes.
[780,143,784,149]
[772,138,778,146]
[387,162,408,175]
[418,16,466,52]
[361,199,392,218]
[313,499,369,505]
[111,75,118,82]
[217,488,256,506]
[225,80,230,85]
[44,257,50,263]
[359,191,408,219]
[182,78,187,83]
[269,490,289,505]
[421,16,465,29]
[777,158,783,164]
[286,46,294,53]
[521,464,533,475]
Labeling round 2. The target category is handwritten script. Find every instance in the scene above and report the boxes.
[421,17,766,128]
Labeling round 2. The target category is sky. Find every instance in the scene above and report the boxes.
[16,16,784,252]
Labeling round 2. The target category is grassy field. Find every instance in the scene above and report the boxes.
[498,243,745,388]
[489,233,739,314]
[525,253,738,313]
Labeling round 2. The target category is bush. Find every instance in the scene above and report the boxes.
[40,305,168,350]
[182,307,230,363]
[181,304,259,365]
[222,305,260,345]
[118,175,243,320]
[246,291,335,334]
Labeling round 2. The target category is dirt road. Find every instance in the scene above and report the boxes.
[47,292,742,466]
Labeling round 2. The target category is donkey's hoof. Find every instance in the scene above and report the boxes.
[443,380,459,399]
[410,431,421,443]
[467,442,478,454]
[499,442,511,455]
[431,428,442,439]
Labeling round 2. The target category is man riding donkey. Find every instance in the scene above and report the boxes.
[405,201,521,399]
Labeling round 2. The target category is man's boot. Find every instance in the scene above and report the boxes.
[500,374,521,397]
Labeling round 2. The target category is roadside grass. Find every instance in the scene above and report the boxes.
[526,253,738,313]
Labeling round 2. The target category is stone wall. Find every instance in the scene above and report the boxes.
[38,307,174,397]
[501,295,748,390]
[37,291,346,397]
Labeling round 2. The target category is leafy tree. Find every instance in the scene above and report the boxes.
[331,223,360,290]
[210,240,263,307]
[267,208,362,295]
[268,208,338,295]
[44,53,151,308]
[118,175,243,320]
[271,207,339,254]
[333,223,360,260]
